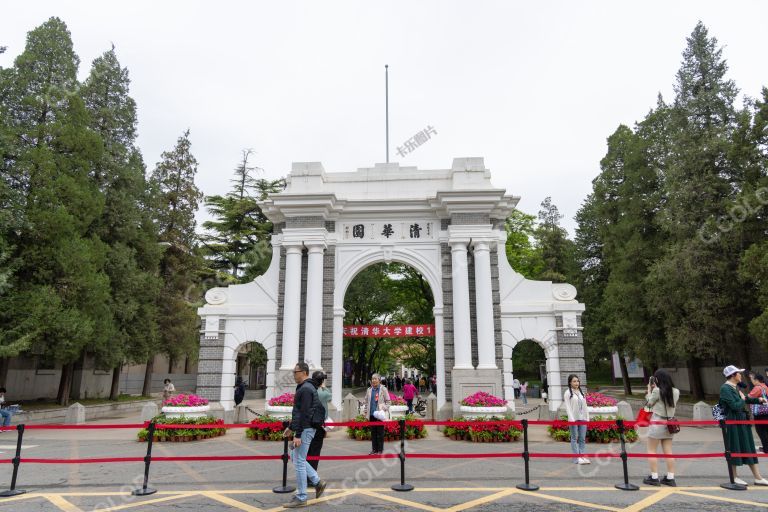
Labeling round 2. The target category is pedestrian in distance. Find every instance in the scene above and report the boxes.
[643,370,680,487]
[512,378,521,399]
[283,362,327,508]
[0,387,12,431]
[162,378,175,401]
[748,374,768,454]
[306,371,330,482]
[402,379,418,414]
[363,373,391,455]
[234,376,246,406]
[520,381,528,405]
[719,365,768,487]
[563,374,590,465]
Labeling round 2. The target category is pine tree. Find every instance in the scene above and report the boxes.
[201,149,284,282]
[0,18,111,404]
[81,47,163,399]
[148,130,204,396]
[646,22,748,398]
[534,197,576,283]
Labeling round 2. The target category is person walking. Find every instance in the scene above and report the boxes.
[642,370,680,486]
[402,379,418,414]
[720,365,768,487]
[430,375,437,394]
[283,362,327,508]
[363,373,391,455]
[419,376,427,394]
[542,376,549,404]
[520,381,529,405]
[234,376,246,407]
[749,374,768,453]
[512,378,521,399]
[563,374,590,465]
[306,371,331,481]
[162,378,175,401]
[0,388,12,430]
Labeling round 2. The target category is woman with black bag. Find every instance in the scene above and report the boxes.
[643,370,680,487]
[748,374,768,453]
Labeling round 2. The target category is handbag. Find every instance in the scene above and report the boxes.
[636,404,653,427]
[664,401,680,435]
[751,386,768,417]
[712,403,725,421]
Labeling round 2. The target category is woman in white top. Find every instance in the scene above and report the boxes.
[563,374,590,465]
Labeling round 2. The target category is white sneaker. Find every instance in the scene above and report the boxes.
[581,458,591,464]
[734,477,748,485]
[577,458,588,465]
[754,478,768,486]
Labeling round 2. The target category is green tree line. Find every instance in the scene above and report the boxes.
[0,18,282,404]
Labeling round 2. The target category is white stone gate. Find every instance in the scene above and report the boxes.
[196,158,585,417]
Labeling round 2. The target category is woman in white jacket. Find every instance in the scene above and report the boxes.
[563,374,590,465]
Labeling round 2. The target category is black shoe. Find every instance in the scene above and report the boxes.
[368,450,377,455]
[315,479,327,499]
[306,480,315,488]
[283,496,308,508]
[660,476,677,487]
[643,475,661,486]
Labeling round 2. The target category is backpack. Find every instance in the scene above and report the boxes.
[307,383,326,428]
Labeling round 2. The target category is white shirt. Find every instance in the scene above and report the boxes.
[563,388,590,422]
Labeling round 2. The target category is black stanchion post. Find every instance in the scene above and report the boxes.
[720,419,747,491]
[392,418,414,491]
[132,422,158,496]
[516,419,539,491]
[0,424,27,498]
[614,419,639,491]
[273,421,295,494]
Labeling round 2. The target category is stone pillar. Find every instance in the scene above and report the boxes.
[434,306,446,411]
[451,242,473,369]
[280,245,302,370]
[473,241,496,369]
[304,244,325,369]
[331,307,345,412]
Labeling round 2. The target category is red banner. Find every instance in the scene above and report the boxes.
[343,324,434,338]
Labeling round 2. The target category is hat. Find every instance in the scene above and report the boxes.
[723,365,745,378]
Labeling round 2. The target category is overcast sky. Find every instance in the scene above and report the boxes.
[3,1,767,235]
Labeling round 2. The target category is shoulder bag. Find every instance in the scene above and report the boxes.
[664,399,680,434]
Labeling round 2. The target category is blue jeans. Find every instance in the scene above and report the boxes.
[291,428,320,502]
[0,409,11,427]
[569,424,586,462]
[521,392,527,405]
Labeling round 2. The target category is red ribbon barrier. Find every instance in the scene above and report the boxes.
[23,423,149,430]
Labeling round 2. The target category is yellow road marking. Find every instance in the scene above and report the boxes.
[676,489,768,508]
[358,489,445,512]
[531,491,622,511]
[45,495,83,512]
[621,487,676,512]
[199,492,265,512]
[444,488,518,512]
[97,493,194,512]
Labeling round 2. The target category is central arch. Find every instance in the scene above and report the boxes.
[331,246,446,412]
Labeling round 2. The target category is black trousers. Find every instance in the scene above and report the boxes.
[307,427,326,472]
[756,415,768,452]
[370,415,384,453]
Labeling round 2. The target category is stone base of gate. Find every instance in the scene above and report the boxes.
[274,369,297,396]
[450,368,505,418]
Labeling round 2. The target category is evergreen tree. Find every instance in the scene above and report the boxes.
[0,18,111,404]
[81,47,163,399]
[201,149,284,282]
[148,130,204,396]
[534,197,576,282]
[645,22,748,398]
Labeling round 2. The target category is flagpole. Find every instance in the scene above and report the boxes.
[385,64,389,163]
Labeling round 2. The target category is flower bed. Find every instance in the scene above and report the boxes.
[547,415,638,443]
[268,393,295,406]
[137,415,226,442]
[161,393,211,419]
[345,414,427,442]
[245,415,285,441]
[163,393,209,407]
[443,417,522,443]
[585,392,617,407]
[460,392,506,407]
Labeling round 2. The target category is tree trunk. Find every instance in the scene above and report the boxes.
[109,364,122,401]
[184,356,191,374]
[687,357,705,400]
[168,356,174,375]
[618,353,633,396]
[0,357,9,387]
[142,357,154,397]
[57,363,74,406]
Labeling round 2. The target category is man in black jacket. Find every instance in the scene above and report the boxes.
[283,362,327,508]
